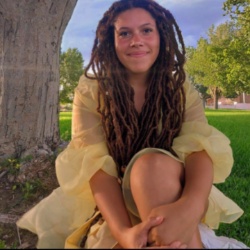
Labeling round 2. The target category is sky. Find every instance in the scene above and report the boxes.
[61,0,230,66]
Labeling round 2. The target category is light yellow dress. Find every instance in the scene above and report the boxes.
[16,75,244,249]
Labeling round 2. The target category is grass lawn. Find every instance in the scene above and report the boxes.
[59,112,72,141]
[59,109,250,246]
[205,109,250,245]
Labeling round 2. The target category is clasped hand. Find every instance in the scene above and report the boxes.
[147,198,203,248]
[120,198,201,249]
[119,198,202,248]
[118,216,187,249]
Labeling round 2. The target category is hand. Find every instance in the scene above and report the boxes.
[147,198,202,247]
[144,241,187,249]
[118,216,164,248]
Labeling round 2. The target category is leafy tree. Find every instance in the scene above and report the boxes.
[207,22,241,95]
[195,84,212,108]
[223,0,250,31]
[185,48,211,108]
[185,22,241,109]
[186,0,250,108]
[185,38,221,109]
[223,0,250,93]
[60,48,84,104]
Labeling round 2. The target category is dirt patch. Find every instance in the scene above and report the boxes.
[0,145,67,249]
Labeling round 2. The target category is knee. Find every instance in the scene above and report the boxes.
[130,153,184,203]
[130,153,184,187]
[132,153,165,170]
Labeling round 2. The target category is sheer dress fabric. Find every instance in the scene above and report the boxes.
[16,75,243,248]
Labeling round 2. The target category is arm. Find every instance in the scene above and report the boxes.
[147,81,215,246]
[90,169,164,248]
[181,150,213,221]
[89,169,132,237]
[173,79,233,183]
[147,150,213,246]
[178,80,213,218]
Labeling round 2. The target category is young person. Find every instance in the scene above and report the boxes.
[17,0,249,248]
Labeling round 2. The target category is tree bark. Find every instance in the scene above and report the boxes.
[0,0,77,159]
[213,87,219,110]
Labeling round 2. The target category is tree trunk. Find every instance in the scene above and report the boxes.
[0,0,77,159]
[213,87,219,110]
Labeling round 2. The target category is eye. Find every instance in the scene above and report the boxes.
[118,31,131,38]
[142,28,153,34]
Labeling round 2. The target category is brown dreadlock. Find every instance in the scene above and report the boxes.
[84,0,186,178]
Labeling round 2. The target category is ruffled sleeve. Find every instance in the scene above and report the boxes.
[56,75,118,195]
[172,80,233,184]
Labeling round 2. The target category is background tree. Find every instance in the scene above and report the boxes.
[223,0,250,94]
[185,47,211,108]
[185,37,221,109]
[60,48,84,104]
[223,0,250,30]
[185,22,237,109]
[195,84,211,108]
[186,0,250,108]
[0,0,77,159]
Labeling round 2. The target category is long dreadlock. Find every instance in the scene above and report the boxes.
[84,0,186,178]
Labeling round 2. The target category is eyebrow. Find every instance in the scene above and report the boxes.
[115,22,155,31]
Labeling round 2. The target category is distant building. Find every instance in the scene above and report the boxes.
[235,93,250,103]
[206,93,250,110]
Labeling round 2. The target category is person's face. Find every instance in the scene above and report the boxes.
[114,8,160,78]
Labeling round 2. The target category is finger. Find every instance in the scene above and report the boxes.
[146,241,187,249]
[145,241,187,249]
[136,217,164,248]
[142,246,182,249]
[143,217,164,247]
[169,241,187,249]
[179,244,188,249]
[143,216,164,232]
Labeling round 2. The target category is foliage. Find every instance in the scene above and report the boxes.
[1,158,21,176]
[185,47,211,107]
[0,240,7,249]
[0,156,32,175]
[185,20,249,109]
[0,156,45,200]
[184,67,211,108]
[223,0,250,31]
[223,0,250,94]
[185,36,223,109]
[194,84,211,108]
[60,48,84,104]
[185,0,250,109]
[207,22,245,94]
[0,239,17,249]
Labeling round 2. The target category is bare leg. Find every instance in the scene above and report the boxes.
[130,152,203,248]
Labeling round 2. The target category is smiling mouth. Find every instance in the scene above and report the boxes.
[128,51,148,57]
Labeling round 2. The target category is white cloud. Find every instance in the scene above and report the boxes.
[158,0,205,6]
[184,35,198,47]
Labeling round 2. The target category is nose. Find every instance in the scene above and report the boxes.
[130,34,143,47]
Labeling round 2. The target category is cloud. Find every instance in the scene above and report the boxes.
[157,0,205,7]
[164,0,229,46]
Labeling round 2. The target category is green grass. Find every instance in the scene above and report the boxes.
[59,109,250,246]
[59,112,72,141]
[205,109,250,245]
